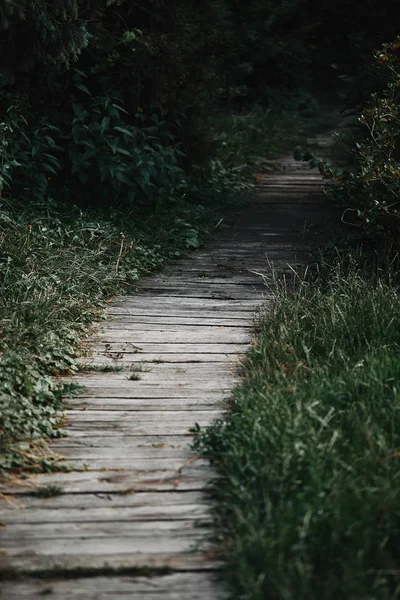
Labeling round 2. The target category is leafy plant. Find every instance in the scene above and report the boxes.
[195,255,400,600]
[31,485,63,498]
[0,183,226,478]
[68,89,186,207]
[322,37,400,243]
[0,110,62,200]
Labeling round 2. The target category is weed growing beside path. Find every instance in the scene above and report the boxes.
[195,257,400,599]
[0,107,313,480]
[0,198,215,479]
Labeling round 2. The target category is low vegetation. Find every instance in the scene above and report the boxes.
[195,40,400,599]
[195,255,400,599]
[0,196,213,477]
[2,1,400,595]
[0,101,311,479]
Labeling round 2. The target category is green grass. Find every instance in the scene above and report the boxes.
[0,106,315,480]
[206,106,327,178]
[195,256,400,600]
[30,485,63,498]
[0,196,217,479]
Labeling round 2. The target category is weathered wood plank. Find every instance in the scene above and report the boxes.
[88,342,249,354]
[73,368,237,380]
[0,503,210,523]
[82,353,245,363]
[65,390,229,400]
[104,320,253,329]
[107,307,256,317]
[78,361,240,372]
[51,434,204,447]
[0,490,206,511]
[65,421,216,435]
[64,398,228,410]
[2,519,210,540]
[54,453,210,468]
[40,448,203,464]
[5,466,216,494]
[1,537,210,560]
[0,572,219,599]
[89,329,251,344]
[0,553,220,574]
[67,409,221,419]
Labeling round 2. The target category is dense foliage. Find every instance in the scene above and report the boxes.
[0,0,399,485]
[0,193,222,476]
[195,257,400,599]
[322,38,400,245]
[0,0,397,212]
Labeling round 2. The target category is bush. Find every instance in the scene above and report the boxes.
[0,193,221,477]
[195,256,400,599]
[322,37,400,243]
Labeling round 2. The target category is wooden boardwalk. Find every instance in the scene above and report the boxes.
[0,131,338,599]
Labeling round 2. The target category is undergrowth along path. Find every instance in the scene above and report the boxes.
[0,121,340,599]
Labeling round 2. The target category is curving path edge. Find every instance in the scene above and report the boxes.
[0,123,339,599]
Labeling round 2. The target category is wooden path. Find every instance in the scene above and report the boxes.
[0,129,338,599]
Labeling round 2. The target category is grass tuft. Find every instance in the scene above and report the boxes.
[0,198,217,478]
[195,254,400,600]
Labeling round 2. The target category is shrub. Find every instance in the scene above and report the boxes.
[322,37,400,243]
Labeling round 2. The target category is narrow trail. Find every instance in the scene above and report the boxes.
[0,119,340,599]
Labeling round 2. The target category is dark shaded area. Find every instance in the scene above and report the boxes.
[0,0,398,210]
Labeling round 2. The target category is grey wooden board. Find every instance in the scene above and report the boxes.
[78,362,240,371]
[5,466,216,494]
[0,552,219,574]
[144,277,265,285]
[71,372,238,382]
[44,445,206,460]
[71,371,236,382]
[2,519,210,540]
[0,572,221,600]
[52,457,211,471]
[136,283,265,293]
[103,321,253,329]
[89,343,248,354]
[89,329,251,343]
[51,434,211,447]
[64,388,232,399]
[0,490,206,511]
[82,353,245,363]
[106,316,253,326]
[140,274,266,282]
[1,131,337,597]
[1,536,210,558]
[74,370,240,382]
[126,290,262,300]
[64,399,228,410]
[0,503,210,523]
[71,369,238,380]
[105,310,256,321]
[65,421,216,436]
[108,294,260,303]
[108,299,258,310]
[66,409,221,419]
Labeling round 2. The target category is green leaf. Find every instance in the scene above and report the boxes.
[100,118,110,134]
[74,83,91,96]
[116,172,135,187]
[114,126,135,138]
[78,170,88,184]
[111,103,129,115]
[42,164,58,175]
[115,147,132,157]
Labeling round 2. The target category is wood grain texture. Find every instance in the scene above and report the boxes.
[1,128,339,597]
[1,572,220,599]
